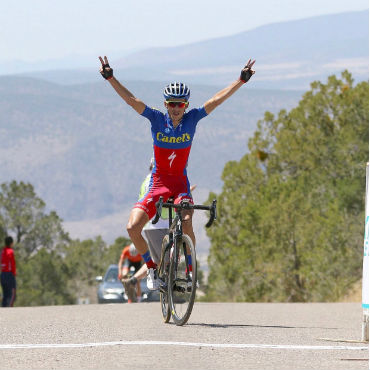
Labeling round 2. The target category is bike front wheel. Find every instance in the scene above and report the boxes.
[159,234,171,323]
[168,234,197,326]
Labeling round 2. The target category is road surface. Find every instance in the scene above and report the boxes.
[0,302,367,369]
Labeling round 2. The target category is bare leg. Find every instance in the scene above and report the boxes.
[133,264,148,281]
[126,208,150,254]
[136,280,141,298]
[121,264,147,301]
[182,209,196,247]
[182,209,195,273]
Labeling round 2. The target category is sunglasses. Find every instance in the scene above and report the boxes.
[166,101,188,108]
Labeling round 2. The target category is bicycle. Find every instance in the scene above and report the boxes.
[152,196,217,326]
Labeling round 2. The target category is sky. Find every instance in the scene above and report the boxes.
[1,0,368,63]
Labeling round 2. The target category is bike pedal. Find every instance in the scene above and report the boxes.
[174,284,186,293]
[159,283,167,292]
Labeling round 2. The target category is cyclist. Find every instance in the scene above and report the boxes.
[99,56,255,290]
[123,158,196,288]
[117,243,142,302]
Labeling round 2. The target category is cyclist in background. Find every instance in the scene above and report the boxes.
[99,56,255,290]
[118,243,142,303]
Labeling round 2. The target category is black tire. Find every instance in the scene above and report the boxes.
[158,234,171,323]
[168,234,197,326]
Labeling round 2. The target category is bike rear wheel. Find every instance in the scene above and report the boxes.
[159,235,171,323]
[168,234,197,326]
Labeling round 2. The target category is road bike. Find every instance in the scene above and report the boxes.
[152,196,217,326]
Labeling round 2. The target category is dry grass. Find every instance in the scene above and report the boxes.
[339,280,362,302]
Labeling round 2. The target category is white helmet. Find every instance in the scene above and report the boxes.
[163,82,190,101]
[129,243,138,257]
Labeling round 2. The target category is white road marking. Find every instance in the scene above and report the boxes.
[0,341,367,351]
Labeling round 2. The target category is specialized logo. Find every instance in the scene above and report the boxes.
[168,152,176,167]
[156,132,191,143]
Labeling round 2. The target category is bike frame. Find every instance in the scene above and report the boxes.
[155,197,217,287]
[154,196,216,325]
[157,201,185,292]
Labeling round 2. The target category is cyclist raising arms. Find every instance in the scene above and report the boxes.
[98,56,255,290]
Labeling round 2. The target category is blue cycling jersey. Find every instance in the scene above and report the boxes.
[141,106,208,176]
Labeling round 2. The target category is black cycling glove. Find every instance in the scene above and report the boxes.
[240,66,253,83]
[100,63,113,80]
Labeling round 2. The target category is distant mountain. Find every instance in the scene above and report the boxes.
[113,10,368,89]
[0,77,302,227]
[11,10,369,90]
[0,10,367,258]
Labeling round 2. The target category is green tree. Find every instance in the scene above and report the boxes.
[206,72,368,302]
[0,180,133,306]
[104,236,132,267]
[63,236,131,301]
[0,181,69,260]
[0,181,74,306]
[0,213,6,246]
[16,248,74,306]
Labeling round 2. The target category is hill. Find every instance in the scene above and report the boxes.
[12,10,369,90]
[113,10,368,89]
[0,77,302,250]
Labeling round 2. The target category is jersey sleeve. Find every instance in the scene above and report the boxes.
[141,106,164,130]
[188,106,208,124]
[121,246,129,260]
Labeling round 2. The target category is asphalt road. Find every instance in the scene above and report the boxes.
[0,302,368,370]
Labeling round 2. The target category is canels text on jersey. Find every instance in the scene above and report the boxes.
[156,132,191,143]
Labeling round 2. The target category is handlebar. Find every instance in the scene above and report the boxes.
[152,197,217,228]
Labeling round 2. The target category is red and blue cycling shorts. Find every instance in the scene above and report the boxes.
[134,172,193,220]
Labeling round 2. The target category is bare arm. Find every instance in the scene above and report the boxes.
[204,59,255,115]
[204,79,245,115]
[108,77,146,114]
[99,56,146,115]
[118,255,124,279]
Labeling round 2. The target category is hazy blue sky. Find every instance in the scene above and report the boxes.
[1,0,368,62]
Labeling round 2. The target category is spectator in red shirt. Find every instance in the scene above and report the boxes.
[1,236,16,307]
